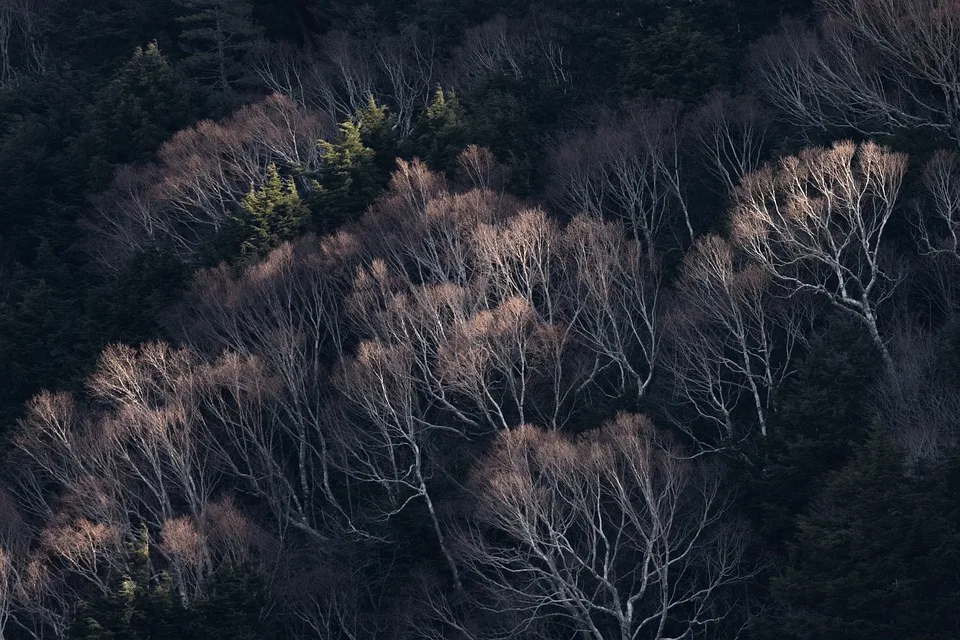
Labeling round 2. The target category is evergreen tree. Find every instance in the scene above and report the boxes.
[622,12,733,103]
[174,0,263,94]
[79,42,209,190]
[766,436,960,639]
[191,566,279,640]
[236,163,310,257]
[71,527,189,640]
[409,86,468,171]
[310,117,382,231]
[356,95,400,175]
[741,318,884,545]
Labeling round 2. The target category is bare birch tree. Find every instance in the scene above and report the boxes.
[666,236,813,438]
[731,141,907,369]
[875,323,960,464]
[563,215,662,398]
[375,29,436,137]
[688,92,772,198]
[915,150,960,260]
[456,414,751,640]
[752,0,960,141]
[551,103,693,251]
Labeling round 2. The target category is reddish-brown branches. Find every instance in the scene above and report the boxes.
[87,94,332,271]
[731,141,907,369]
[457,415,751,640]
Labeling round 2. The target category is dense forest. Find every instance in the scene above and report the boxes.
[1,0,960,638]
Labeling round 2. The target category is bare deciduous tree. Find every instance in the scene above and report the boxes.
[0,489,27,639]
[457,414,751,640]
[336,339,465,590]
[731,141,907,369]
[551,103,693,252]
[916,150,960,260]
[752,0,960,141]
[666,236,813,439]
[563,215,662,398]
[688,91,772,197]
[450,12,570,91]
[0,0,46,87]
[456,145,498,192]
[375,29,436,137]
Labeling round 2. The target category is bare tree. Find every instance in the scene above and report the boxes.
[453,16,526,86]
[450,12,570,91]
[40,518,124,598]
[457,414,751,640]
[563,215,662,398]
[688,92,772,198]
[667,236,813,438]
[551,103,693,252]
[0,1,15,88]
[752,0,960,142]
[0,489,26,639]
[335,339,465,590]
[822,0,960,140]
[915,150,960,259]
[0,0,46,87]
[456,145,498,192]
[251,40,326,111]
[731,141,907,369]
[374,28,436,136]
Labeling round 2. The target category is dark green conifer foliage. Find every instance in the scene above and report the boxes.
[767,436,960,639]
[409,87,468,171]
[356,96,401,175]
[237,164,310,256]
[191,566,280,640]
[622,13,732,102]
[70,527,188,640]
[80,43,207,190]
[743,318,884,545]
[174,0,264,93]
[310,116,381,231]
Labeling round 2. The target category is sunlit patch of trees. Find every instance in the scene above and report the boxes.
[3,0,960,638]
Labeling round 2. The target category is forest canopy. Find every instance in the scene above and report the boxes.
[1,0,960,638]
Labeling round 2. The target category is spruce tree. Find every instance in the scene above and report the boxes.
[80,42,207,190]
[409,86,468,170]
[766,436,960,639]
[174,0,263,94]
[310,118,381,231]
[70,527,189,640]
[236,163,310,257]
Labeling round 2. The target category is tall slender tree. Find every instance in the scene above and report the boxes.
[175,0,263,93]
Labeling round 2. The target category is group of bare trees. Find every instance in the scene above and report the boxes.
[0,0,45,88]
[252,10,570,135]
[752,0,960,142]
[87,93,333,271]
[15,0,960,634]
[456,414,751,640]
[2,154,768,638]
[15,129,960,640]
[549,91,774,254]
[0,345,280,636]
